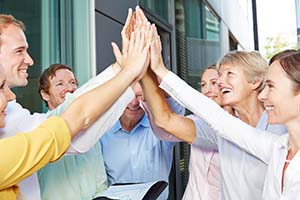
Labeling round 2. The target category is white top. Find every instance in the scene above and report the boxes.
[0,65,134,200]
[160,71,293,200]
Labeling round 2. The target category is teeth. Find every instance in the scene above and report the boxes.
[265,106,274,111]
[128,107,140,111]
[221,88,231,94]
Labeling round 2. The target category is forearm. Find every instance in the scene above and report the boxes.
[140,71,172,129]
[140,71,196,143]
[160,71,277,163]
[68,87,133,153]
[61,67,136,138]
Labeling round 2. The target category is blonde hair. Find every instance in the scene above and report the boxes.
[216,50,268,91]
[0,14,25,46]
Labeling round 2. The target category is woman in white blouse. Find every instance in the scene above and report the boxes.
[146,37,299,199]
[140,25,286,199]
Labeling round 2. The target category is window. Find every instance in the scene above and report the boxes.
[175,0,221,197]
[1,0,93,112]
[139,0,171,23]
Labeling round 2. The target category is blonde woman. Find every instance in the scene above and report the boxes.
[140,25,286,199]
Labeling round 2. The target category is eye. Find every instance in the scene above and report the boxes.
[200,82,206,87]
[266,83,274,89]
[15,49,23,54]
[70,80,77,85]
[55,82,63,87]
[211,80,217,85]
[227,71,234,75]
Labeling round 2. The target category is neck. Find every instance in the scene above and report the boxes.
[232,94,264,127]
[120,115,144,132]
[286,120,300,155]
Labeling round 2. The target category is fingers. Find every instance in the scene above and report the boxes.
[124,8,133,29]
[128,21,151,54]
[111,42,123,65]
[121,8,134,56]
[135,6,148,23]
[128,31,135,53]
[143,24,153,54]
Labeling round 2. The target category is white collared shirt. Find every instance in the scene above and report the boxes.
[160,71,295,200]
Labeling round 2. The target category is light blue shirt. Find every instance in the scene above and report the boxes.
[100,114,175,199]
[38,142,107,200]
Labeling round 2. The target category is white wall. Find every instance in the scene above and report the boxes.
[207,0,255,51]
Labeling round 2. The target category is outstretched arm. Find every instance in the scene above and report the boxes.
[48,8,142,153]
[140,25,196,143]
[61,23,151,138]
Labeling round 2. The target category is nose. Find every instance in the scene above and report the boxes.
[202,85,212,96]
[258,87,267,102]
[65,83,77,93]
[216,77,224,89]
[4,85,16,102]
[24,51,34,66]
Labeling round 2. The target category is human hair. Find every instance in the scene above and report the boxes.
[39,64,78,105]
[269,49,297,65]
[0,14,25,46]
[216,50,268,92]
[200,64,217,81]
[276,51,300,94]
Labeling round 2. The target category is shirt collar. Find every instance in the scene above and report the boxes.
[112,114,150,134]
[277,134,289,149]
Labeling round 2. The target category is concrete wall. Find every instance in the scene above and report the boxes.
[207,0,254,51]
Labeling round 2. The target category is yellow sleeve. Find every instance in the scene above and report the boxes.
[0,116,71,190]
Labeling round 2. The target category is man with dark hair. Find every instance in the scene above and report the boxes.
[38,64,78,109]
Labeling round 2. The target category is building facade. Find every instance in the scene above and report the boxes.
[0,0,255,199]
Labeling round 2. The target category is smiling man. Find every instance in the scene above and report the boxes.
[0,13,136,200]
[37,64,107,200]
[39,64,78,110]
[100,83,184,200]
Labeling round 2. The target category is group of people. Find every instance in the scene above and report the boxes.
[1,5,300,200]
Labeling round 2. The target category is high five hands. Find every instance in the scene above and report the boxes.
[111,6,169,87]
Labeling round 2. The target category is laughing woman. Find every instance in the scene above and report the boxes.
[148,43,300,198]
[140,26,287,200]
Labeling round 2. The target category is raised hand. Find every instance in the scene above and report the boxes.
[149,25,169,79]
[135,6,149,27]
[112,23,152,84]
[113,8,135,66]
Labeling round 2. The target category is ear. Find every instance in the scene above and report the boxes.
[251,76,264,91]
[40,90,50,102]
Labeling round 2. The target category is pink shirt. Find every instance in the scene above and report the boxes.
[143,102,221,200]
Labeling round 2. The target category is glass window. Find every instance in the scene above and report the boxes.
[175,0,221,196]
[176,0,221,91]
[1,0,93,112]
[139,0,171,24]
